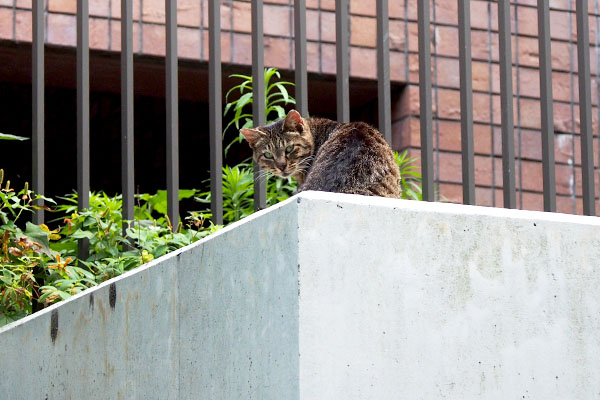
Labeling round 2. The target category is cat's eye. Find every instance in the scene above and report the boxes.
[263,151,274,159]
[285,145,294,154]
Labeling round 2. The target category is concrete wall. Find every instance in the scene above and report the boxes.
[0,197,299,400]
[2,191,600,398]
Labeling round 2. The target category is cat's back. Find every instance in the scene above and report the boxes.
[303,120,401,198]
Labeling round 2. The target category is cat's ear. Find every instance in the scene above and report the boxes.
[240,128,264,148]
[284,109,305,132]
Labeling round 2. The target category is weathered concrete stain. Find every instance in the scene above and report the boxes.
[50,310,58,344]
[109,283,117,309]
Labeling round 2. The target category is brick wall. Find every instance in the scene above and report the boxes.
[1,0,600,214]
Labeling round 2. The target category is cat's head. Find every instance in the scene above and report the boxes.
[240,109,314,178]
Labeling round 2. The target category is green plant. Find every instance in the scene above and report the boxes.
[0,133,29,141]
[223,67,296,154]
[0,181,221,326]
[395,150,423,201]
[197,164,296,225]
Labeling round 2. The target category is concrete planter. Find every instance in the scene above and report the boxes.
[2,191,600,399]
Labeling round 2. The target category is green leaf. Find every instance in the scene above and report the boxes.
[0,133,29,141]
[24,222,55,257]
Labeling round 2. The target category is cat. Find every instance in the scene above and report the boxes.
[240,109,401,198]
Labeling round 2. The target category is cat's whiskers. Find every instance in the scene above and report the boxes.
[254,169,272,183]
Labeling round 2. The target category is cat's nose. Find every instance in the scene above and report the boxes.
[276,161,287,171]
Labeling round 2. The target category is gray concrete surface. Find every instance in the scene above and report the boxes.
[0,197,299,400]
[2,191,600,399]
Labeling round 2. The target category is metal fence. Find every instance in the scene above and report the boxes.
[27,0,598,256]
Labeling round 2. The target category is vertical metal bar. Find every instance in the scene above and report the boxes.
[376,0,392,144]
[497,0,516,208]
[252,0,267,210]
[457,0,475,205]
[166,0,180,228]
[294,0,308,116]
[121,0,135,234]
[576,0,596,215]
[336,0,350,122]
[417,0,434,201]
[537,0,556,212]
[32,0,44,224]
[209,0,223,224]
[77,0,90,258]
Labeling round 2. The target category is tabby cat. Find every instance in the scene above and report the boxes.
[240,109,401,198]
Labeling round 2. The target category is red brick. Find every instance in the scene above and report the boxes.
[474,186,503,208]
[389,50,407,82]
[407,53,420,84]
[552,71,575,103]
[232,33,252,65]
[389,0,404,19]
[471,1,494,31]
[517,66,540,99]
[515,5,538,38]
[178,26,201,60]
[141,23,166,56]
[16,0,31,8]
[47,13,76,47]
[142,0,165,24]
[517,98,541,130]
[306,0,334,11]
[389,20,406,51]
[321,43,336,74]
[264,36,291,69]
[435,0,457,26]
[391,117,412,150]
[520,192,544,212]
[178,0,202,28]
[549,9,575,42]
[514,36,540,69]
[350,15,376,48]
[350,0,375,17]
[48,0,76,14]
[110,0,142,21]
[219,33,231,63]
[551,41,573,72]
[350,46,376,79]
[407,22,419,53]
[15,10,32,42]
[436,120,461,152]
[435,57,460,89]
[220,1,232,31]
[516,160,544,192]
[435,25,459,58]
[321,11,336,43]
[473,123,496,155]
[89,17,109,50]
[556,195,577,214]
[264,4,290,37]
[0,7,12,40]
[90,0,110,18]
[306,10,320,41]
[471,30,497,62]
[438,152,462,184]
[474,155,503,188]
[306,41,321,73]
[232,1,251,33]
[109,19,142,53]
[439,183,462,204]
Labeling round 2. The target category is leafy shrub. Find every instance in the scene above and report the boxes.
[0,173,219,326]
